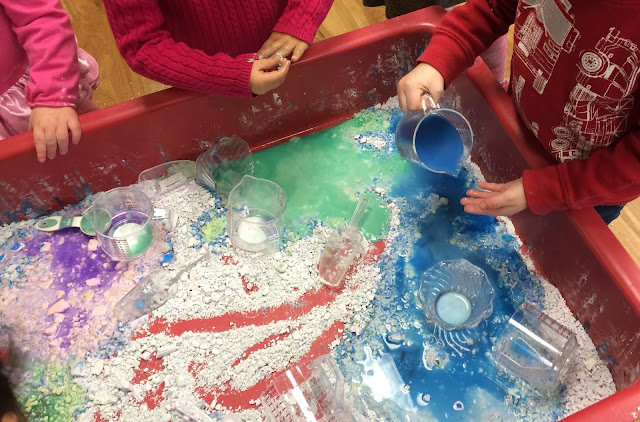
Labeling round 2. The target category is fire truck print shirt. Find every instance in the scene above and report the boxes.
[419,0,640,215]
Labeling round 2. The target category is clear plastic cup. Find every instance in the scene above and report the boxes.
[493,301,579,392]
[418,259,495,330]
[227,175,286,253]
[83,187,155,261]
[196,135,254,197]
[395,96,472,177]
[260,355,354,422]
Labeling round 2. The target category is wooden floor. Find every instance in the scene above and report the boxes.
[62,0,640,266]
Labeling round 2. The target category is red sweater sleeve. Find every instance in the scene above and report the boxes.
[103,0,254,98]
[1,0,79,107]
[417,0,517,86]
[523,125,640,214]
[273,0,334,44]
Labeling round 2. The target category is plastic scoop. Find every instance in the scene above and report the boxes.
[318,198,369,287]
[115,256,204,321]
[36,215,96,236]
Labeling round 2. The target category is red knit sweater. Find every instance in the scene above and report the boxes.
[420,0,640,215]
[103,0,333,98]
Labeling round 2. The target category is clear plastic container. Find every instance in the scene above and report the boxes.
[318,198,369,287]
[418,259,495,330]
[138,160,196,197]
[227,175,286,253]
[260,355,354,422]
[493,301,579,392]
[195,135,254,197]
[83,187,155,261]
[114,270,175,322]
[395,96,473,177]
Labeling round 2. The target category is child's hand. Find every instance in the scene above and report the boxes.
[460,178,528,216]
[250,55,291,95]
[397,63,445,112]
[29,106,81,163]
[258,32,310,63]
[1,413,18,422]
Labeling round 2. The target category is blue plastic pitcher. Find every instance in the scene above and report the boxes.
[395,99,473,177]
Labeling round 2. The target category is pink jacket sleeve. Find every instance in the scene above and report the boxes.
[103,0,255,98]
[273,0,334,45]
[417,0,517,86]
[1,0,79,108]
[523,125,640,214]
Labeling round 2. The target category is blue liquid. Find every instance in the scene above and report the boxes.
[323,107,562,421]
[415,114,464,176]
[248,105,563,421]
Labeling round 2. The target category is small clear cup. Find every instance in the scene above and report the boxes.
[195,135,254,197]
[493,301,579,392]
[260,355,354,422]
[83,187,155,261]
[227,175,286,253]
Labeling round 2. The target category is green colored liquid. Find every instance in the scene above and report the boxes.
[253,110,405,241]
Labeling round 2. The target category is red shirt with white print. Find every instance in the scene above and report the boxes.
[420,0,640,214]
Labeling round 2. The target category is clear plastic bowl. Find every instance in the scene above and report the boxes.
[418,259,495,330]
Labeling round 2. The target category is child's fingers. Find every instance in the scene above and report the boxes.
[56,123,70,156]
[258,39,284,60]
[477,181,507,192]
[69,118,82,145]
[255,55,282,71]
[405,88,423,111]
[33,128,47,163]
[266,59,290,90]
[463,203,504,216]
[277,43,294,60]
[465,189,494,198]
[291,42,308,62]
[481,194,508,210]
[274,59,290,82]
[398,88,408,112]
[44,128,58,160]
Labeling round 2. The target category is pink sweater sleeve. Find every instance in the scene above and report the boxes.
[103,0,254,98]
[1,0,79,108]
[523,125,640,214]
[273,0,334,44]
[417,0,516,86]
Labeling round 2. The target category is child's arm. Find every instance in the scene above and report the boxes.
[1,0,81,162]
[257,0,333,62]
[398,0,517,111]
[103,0,288,98]
[522,128,640,215]
[460,127,640,216]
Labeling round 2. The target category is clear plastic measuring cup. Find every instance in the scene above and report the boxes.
[395,95,473,177]
[493,301,578,392]
[318,198,369,287]
[260,355,354,422]
[418,259,495,330]
[227,175,287,253]
[196,135,254,197]
[83,187,155,261]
